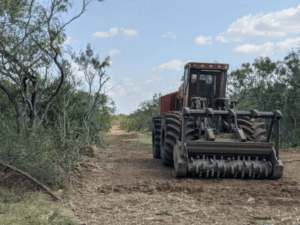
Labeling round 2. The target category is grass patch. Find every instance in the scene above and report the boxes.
[121,132,152,145]
[0,192,74,225]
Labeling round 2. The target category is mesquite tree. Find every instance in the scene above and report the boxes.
[228,49,300,147]
[0,0,103,133]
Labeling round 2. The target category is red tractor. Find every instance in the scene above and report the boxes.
[152,62,284,179]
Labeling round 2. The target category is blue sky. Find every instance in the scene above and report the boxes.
[64,0,300,114]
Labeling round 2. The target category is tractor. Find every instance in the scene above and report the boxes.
[152,62,283,179]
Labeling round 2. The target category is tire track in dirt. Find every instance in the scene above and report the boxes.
[74,127,300,225]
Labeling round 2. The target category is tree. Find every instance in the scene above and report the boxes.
[228,49,300,147]
[72,43,111,124]
[0,0,103,133]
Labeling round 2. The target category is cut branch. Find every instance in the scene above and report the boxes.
[0,161,60,201]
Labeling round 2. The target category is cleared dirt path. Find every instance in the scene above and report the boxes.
[74,126,300,224]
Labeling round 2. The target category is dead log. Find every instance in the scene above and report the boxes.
[0,161,60,201]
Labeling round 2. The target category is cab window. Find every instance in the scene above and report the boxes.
[199,74,213,84]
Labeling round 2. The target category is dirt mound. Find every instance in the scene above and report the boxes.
[79,145,97,157]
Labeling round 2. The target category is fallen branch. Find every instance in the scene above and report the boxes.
[0,161,60,201]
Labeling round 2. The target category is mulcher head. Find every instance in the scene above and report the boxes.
[172,107,284,179]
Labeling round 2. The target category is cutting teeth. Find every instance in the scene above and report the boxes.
[259,165,262,174]
[195,164,199,174]
[265,168,268,178]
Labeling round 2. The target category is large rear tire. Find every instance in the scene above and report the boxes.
[152,117,162,159]
[237,117,266,142]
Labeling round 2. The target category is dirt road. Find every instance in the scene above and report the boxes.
[74,126,300,224]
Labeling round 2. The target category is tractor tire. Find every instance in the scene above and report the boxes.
[152,117,162,159]
[160,111,195,167]
[237,116,266,142]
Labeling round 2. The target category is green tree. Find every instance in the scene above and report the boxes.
[228,49,300,147]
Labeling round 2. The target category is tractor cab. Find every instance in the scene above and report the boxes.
[182,62,229,108]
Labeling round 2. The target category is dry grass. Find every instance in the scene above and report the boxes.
[0,191,74,225]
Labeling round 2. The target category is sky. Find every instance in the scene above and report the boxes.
[63,0,300,115]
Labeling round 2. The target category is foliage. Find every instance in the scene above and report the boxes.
[0,0,115,185]
[228,49,300,147]
[119,93,161,132]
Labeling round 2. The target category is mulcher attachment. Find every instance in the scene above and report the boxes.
[172,107,284,180]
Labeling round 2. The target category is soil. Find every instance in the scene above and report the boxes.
[74,126,300,225]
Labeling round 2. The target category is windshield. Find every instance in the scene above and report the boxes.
[189,69,221,106]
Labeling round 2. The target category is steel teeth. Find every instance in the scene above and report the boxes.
[241,170,245,179]
[186,155,274,180]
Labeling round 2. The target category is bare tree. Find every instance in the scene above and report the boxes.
[0,0,103,133]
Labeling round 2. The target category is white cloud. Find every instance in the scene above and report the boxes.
[194,35,213,45]
[93,27,119,39]
[131,87,142,93]
[216,5,300,43]
[162,32,176,38]
[276,37,300,50]
[232,37,300,55]
[153,59,183,72]
[93,27,138,39]
[123,77,134,86]
[121,28,139,38]
[108,49,121,56]
[144,75,163,84]
[233,42,275,55]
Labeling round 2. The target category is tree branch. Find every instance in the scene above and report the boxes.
[0,161,60,201]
